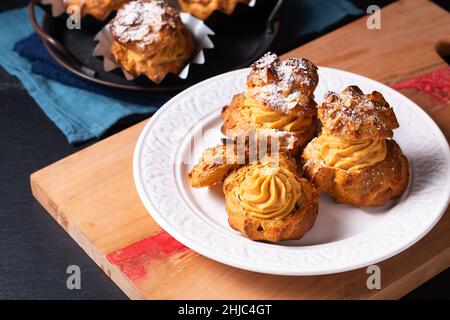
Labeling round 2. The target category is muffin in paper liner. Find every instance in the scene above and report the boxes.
[92,11,214,83]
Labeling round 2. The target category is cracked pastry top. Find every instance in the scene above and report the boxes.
[319,85,399,140]
[222,53,319,154]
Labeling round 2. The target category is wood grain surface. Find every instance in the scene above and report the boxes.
[30,0,450,299]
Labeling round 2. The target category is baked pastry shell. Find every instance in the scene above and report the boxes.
[319,86,399,141]
[221,94,318,155]
[302,139,409,207]
[188,144,243,188]
[188,144,300,188]
[223,171,319,243]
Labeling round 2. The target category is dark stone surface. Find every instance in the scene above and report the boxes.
[0,0,448,300]
[0,65,127,300]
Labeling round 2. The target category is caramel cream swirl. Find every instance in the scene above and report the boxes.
[237,165,302,219]
[314,133,387,171]
[242,95,312,132]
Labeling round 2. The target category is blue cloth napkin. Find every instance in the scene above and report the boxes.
[0,7,165,143]
[0,1,362,144]
[14,33,169,107]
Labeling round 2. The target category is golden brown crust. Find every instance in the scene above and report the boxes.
[219,53,319,156]
[109,0,195,83]
[188,143,297,188]
[302,139,409,207]
[246,53,319,114]
[319,86,399,140]
[223,154,318,243]
[221,94,317,154]
[178,0,250,20]
[188,143,244,188]
[63,0,128,20]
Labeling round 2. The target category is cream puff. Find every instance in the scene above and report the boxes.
[188,142,319,243]
[223,153,318,242]
[302,86,409,207]
[109,0,195,83]
[221,52,319,155]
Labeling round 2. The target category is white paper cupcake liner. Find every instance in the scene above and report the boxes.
[92,12,214,82]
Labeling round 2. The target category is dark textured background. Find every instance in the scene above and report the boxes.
[0,0,448,300]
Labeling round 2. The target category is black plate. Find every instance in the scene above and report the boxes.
[29,0,283,92]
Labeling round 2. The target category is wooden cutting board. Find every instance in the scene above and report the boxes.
[31,0,450,299]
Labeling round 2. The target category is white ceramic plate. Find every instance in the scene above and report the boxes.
[133,67,450,275]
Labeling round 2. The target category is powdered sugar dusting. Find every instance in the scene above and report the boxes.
[256,128,299,150]
[247,85,304,113]
[110,0,179,48]
[284,135,297,150]
[247,52,318,113]
[251,52,278,71]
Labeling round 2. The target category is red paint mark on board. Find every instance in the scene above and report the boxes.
[392,67,450,103]
[107,231,188,280]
